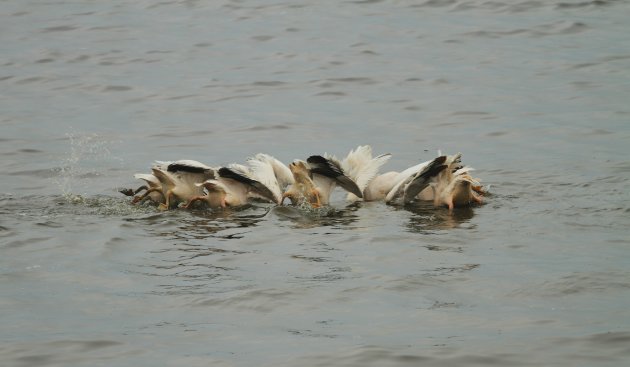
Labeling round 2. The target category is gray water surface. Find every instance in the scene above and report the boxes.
[2,1,630,366]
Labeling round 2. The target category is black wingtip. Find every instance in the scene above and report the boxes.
[168,163,211,174]
[219,167,277,203]
[306,155,342,179]
[340,176,363,198]
[306,155,328,165]
[419,156,448,178]
[307,155,363,198]
[218,167,255,185]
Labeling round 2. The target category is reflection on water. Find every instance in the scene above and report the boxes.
[404,201,476,233]
[271,204,360,229]
[165,205,271,240]
[7,191,481,239]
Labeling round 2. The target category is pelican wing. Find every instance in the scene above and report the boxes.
[307,155,363,198]
[153,160,171,170]
[402,156,448,203]
[167,160,216,177]
[134,173,161,188]
[341,145,392,200]
[252,153,294,189]
[197,180,227,195]
[151,167,176,189]
[218,166,276,204]
[385,156,447,204]
[247,157,283,204]
[384,161,430,203]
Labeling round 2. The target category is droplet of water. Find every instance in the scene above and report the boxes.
[52,132,122,198]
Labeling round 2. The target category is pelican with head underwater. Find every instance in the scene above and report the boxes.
[120,145,486,211]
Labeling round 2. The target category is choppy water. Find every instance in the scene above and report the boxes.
[2,0,630,366]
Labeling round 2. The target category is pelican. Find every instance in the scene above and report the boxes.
[246,153,295,204]
[119,173,164,204]
[122,149,485,212]
[129,173,165,205]
[282,160,322,207]
[150,160,217,210]
[417,153,484,210]
[282,154,363,207]
[362,155,448,204]
[184,164,277,209]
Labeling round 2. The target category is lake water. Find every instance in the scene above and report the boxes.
[2,0,630,366]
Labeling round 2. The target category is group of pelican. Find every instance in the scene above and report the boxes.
[119,146,485,211]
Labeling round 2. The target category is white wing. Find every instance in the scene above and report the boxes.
[385,156,447,204]
[307,155,363,199]
[252,153,294,189]
[134,173,161,188]
[197,179,227,195]
[151,167,176,190]
[152,160,171,171]
[226,163,251,175]
[384,160,432,203]
[218,165,277,204]
[150,159,215,203]
[247,157,283,204]
[168,159,215,172]
[341,145,392,201]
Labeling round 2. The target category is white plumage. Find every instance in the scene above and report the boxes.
[184,162,280,209]
[339,145,392,202]
[384,156,447,204]
[247,153,294,204]
[420,153,484,210]
[123,147,485,211]
[131,173,164,204]
[282,153,363,207]
[362,155,446,204]
[150,160,217,210]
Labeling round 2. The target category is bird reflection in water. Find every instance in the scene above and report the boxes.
[404,201,475,233]
[127,203,271,241]
[271,202,360,230]
[178,204,272,240]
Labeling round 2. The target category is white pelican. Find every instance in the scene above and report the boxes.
[417,153,484,210]
[281,160,322,207]
[122,150,484,211]
[282,154,363,207]
[362,155,448,204]
[184,164,277,209]
[119,173,164,204]
[246,153,295,204]
[150,160,217,210]
[130,173,164,205]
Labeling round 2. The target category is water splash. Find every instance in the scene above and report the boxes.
[52,132,121,199]
[295,201,337,217]
[52,194,158,217]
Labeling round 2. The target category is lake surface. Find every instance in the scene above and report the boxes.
[2,0,630,366]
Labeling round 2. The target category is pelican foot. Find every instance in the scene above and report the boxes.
[119,188,134,196]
